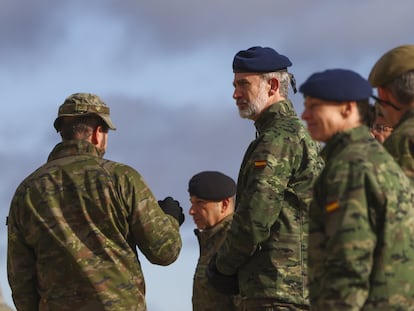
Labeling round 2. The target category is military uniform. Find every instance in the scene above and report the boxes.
[7,139,182,310]
[383,109,414,183]
[193,215,241,311]
[216,100,323,309]
[308,126,414,310]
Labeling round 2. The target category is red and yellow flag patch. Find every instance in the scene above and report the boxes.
[325,201,339,213]
[254,160,267,168]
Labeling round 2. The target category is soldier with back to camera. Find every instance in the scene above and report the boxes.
[7,93,184,311]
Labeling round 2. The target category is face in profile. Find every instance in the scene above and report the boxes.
[189,196,222,230]
[301,96,348,143]
[233,73,269,120]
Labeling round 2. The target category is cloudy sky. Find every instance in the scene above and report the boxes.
[1,0,413,310]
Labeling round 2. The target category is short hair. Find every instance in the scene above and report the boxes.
[386,69,414,106]
[356,99,373,127]
[59,115,109,140]
[262,71,290,98]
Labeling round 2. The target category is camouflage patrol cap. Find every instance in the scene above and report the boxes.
[369,45,414,87]
[54,93,116,131]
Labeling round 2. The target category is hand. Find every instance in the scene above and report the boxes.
[158,196,185,226]
[206,253,239,295]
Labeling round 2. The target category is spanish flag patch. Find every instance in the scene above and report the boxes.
[254,160,267,168]
[325,201,339,213]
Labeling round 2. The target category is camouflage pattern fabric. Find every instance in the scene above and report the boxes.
[383,108,414,183]
[192,215,241,311]
[308,126,414,310]
[216,100,324,308]
[7,140,182,311]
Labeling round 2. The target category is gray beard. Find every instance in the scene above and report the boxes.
[238,85,268,119]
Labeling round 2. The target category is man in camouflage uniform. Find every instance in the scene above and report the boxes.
[300,69,414,310]
[206,46,323,310]
[7,93,184,311]
[188,171,241,311]
[368,45,414,183]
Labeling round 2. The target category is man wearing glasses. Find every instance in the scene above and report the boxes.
[369,44,414,182]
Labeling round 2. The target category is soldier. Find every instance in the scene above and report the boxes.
[300,69,414,310]
[7,93,184,311]
[206,46,324,310]
[188,171,241,311]
[368,45,414,181]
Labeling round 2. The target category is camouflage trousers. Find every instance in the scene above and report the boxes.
[242,298,309,311]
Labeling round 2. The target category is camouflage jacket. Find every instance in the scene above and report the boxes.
[193,215,241,311]
[309,126,414,310]
[383,108,414,184]
[7,140,182,311]
[216,100,323,307]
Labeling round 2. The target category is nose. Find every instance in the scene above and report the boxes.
[301,108,310,121]
[233,87,242,100]
[189,205,195,216]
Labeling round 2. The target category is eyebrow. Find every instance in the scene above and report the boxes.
[233,78,250,87]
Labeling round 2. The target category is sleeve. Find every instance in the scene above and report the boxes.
[216,132,296,275]
[312,161,376,310]
[118,166,182,266]
[384,131,414,180]
[7,190,40,311]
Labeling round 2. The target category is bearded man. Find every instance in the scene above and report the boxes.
[206,46,324,311]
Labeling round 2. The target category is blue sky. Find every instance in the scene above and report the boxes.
[1,0,413,310]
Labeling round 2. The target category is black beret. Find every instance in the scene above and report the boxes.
[188,171,236,201]
[299,68,372,102]
[233,46,292,73]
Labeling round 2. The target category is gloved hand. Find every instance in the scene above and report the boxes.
[206,253,239,295]
[158,196,185,226]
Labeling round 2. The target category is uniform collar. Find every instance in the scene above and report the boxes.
[254,100,296,135]
[47,140,104,162]
[321,126,371,162]
[394,108,414,130]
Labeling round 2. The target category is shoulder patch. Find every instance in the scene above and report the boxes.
[254,160,267,168]
[325,201,339,213]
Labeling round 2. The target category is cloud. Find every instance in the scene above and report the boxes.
[4,0,413,72]
[0,92,255,309]
[1,0,413,308]
[104,94,253,201]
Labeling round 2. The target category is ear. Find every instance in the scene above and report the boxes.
[340,101,355,118]
[91,126,104,146]
[268,78,279,95]
[220,198,231,213]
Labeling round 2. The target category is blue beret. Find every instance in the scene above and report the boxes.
[299,69,372,102]
[188,171,236,201]
[233,46,292,73]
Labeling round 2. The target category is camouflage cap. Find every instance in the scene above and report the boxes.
[369,45,414,87]
[54,93,116,131]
